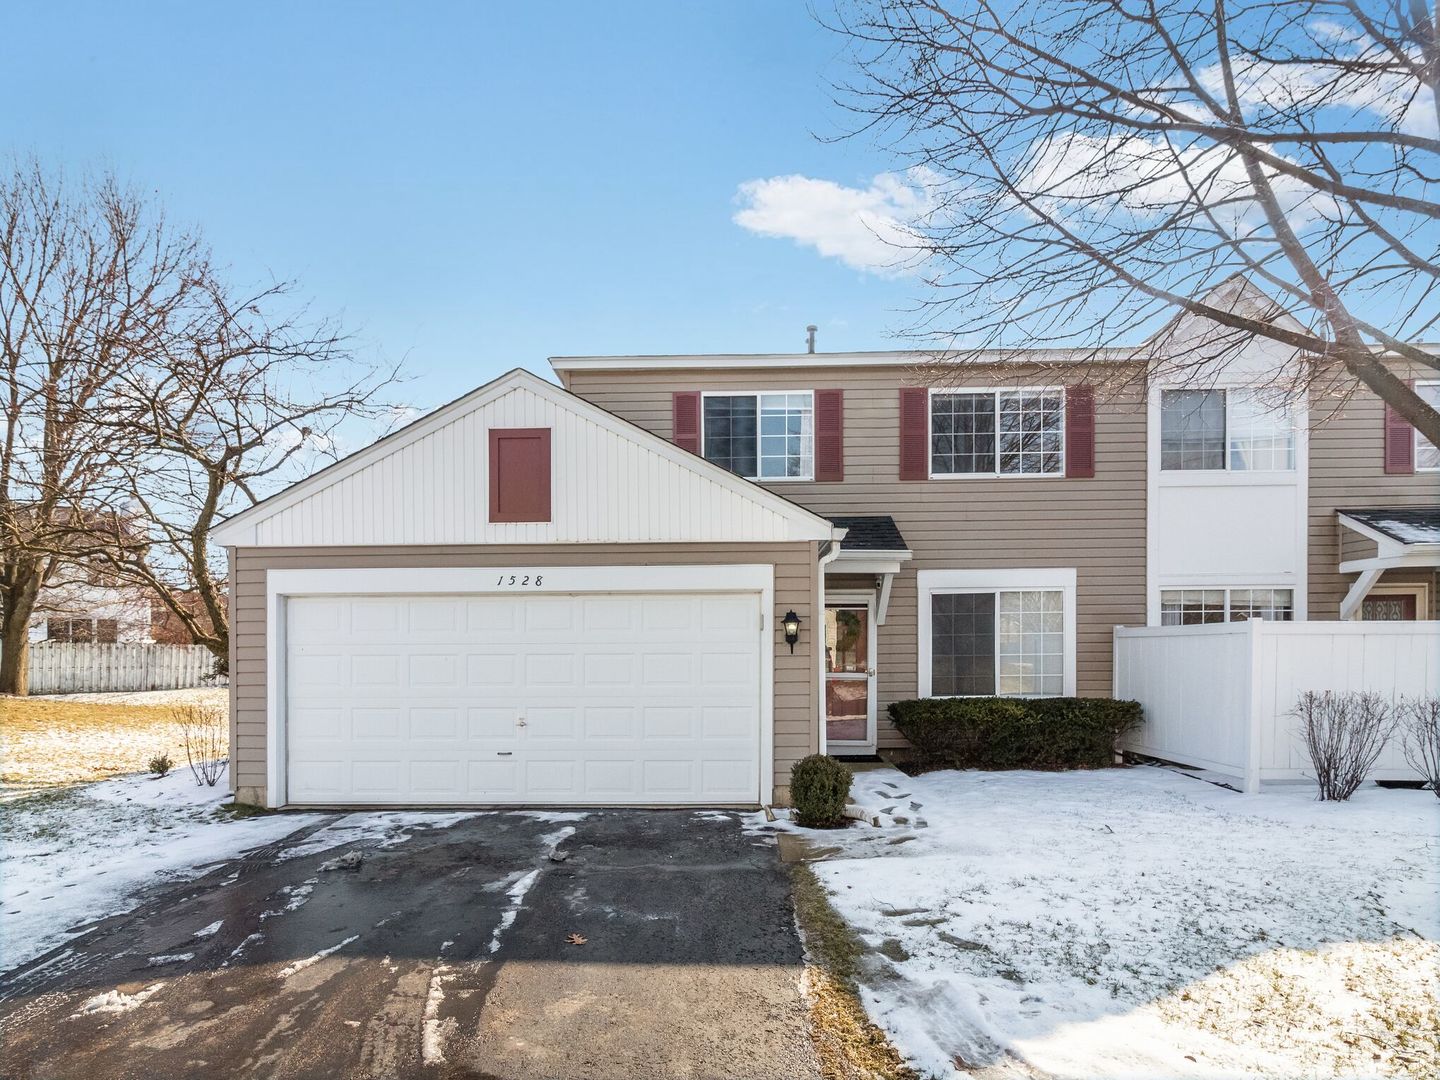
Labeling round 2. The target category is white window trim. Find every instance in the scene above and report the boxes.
[1158,584,1297,623]
[928,386,1067,479]
[264,564,776,809]
[1158,387,1299,475]
[699,389,815,482]
[916,568,1078,698]
[1416,379,1440,472]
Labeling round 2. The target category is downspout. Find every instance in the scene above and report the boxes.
[817,530,846,756]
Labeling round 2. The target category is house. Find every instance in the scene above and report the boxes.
[212,285,1438,809]
[27,580,151,644]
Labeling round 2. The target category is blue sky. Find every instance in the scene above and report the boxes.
[3,2,920,411]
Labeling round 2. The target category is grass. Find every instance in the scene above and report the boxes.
[791,863,921,1080]
[0,696,218,793]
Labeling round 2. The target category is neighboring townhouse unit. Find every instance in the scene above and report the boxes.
[213,282,1437,808]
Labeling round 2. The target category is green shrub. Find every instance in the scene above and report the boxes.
[148,752,174,778]
[790,753,853,828]
[887,697,1142,771]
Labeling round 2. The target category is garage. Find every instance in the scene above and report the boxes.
[215,369,837,809]
[284,590,762,806]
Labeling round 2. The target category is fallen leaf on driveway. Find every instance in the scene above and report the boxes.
[565,933,587,945]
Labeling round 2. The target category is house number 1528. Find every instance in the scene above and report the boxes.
[496,574,542,586]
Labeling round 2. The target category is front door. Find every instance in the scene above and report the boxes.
[825,600,875,752]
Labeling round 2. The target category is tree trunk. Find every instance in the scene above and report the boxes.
[0,568,42,696]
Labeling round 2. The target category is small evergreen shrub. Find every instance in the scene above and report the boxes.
[888,697,1141,771]
[148,752,175,778]
[791,753,853,828]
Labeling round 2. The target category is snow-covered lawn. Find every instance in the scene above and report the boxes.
[0,769,319,971]
[783,767,1439,1080]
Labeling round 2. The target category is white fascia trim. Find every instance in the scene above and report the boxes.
[1336,514,1410,557]
[1340,552,1440,573]
[215,368,835,546]
[549,350,1135,373]
[915,568,1078,699]
[264,563,776,809]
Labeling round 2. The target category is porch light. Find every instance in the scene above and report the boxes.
[782,610,801,652]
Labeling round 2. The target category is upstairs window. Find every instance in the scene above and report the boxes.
[1417,381,1440,471]
[931,389,1064,476]
[702,392,813,480]
[1161,389,1295,471]
[47,617,119,643]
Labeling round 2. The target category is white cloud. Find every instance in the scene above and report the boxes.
[732,169,939,275]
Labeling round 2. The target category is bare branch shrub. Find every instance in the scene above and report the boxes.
[174,703,228,787]
[1397,696,1440,799]
[1294,691,1395,801]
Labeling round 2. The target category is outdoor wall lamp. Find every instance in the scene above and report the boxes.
[782,610,801,653]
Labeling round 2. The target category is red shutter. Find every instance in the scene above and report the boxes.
[814,389,844,481]
[1384,382,1415,475]
[673,391,700,454]
[488,428,551,523]
[1065,384,1096,478]
[899,387,929,480]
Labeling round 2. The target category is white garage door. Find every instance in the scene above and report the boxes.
[283,592,762,806]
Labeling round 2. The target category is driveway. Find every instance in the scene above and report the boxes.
[0,809,823,1080]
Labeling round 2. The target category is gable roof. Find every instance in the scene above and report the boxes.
[212,368,839,548]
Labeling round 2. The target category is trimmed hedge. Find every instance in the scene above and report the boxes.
[887,696,1142,771]
[791,753,853,827]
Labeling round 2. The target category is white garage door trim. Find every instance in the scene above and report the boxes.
[265,564,775,808]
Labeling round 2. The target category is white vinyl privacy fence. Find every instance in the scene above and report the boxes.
[5,643,223,694]
[1114,620,1439,792]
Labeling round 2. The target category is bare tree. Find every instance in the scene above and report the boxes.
[0,161,206,694]
[85,273,397,671]
[1294,690,1395,800]
[828,0,1440,438]
[1397,695,1440,797]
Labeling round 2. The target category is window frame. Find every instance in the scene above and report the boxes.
[699,389,815,482]
[1416,379,1440,472]
[1158,585,1296,625]
[1158,387,1297,473]
[917,568,1077,699]
[927,386,1067,479]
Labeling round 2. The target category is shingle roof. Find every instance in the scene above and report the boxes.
[827,515,910,553]
[1341,508,1440,545]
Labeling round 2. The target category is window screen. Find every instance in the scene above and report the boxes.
[930,592,996,696]
[997,391,1064,475]
[1227,392,1295,471]
[702,396,758,477]
[1228,588,1294,622]
[1418,382,1440,471]
[997,591,1064,695]
[1161,390,1226,470]
[758,393,813,479]
[1160,589,1226,625]
[931,393,996,474]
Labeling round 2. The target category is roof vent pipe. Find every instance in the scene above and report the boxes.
[805,325,818,354]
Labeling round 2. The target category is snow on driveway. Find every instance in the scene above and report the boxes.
[783,767,1438,1080]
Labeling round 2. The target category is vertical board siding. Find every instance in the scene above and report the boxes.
[230,542,818,806]
[566,364,1150,748]
[246,385,807,546]
[4,643,224,694]
[1117,621,1438,785]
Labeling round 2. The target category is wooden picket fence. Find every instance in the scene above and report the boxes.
[6,642,225,694]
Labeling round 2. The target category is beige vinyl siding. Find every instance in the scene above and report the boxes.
[1309,374,1440,620]
[566,364,1148,747]
[230,542,818,806]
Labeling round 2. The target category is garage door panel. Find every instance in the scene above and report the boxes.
[285,591,762,806]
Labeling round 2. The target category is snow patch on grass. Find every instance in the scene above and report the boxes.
[791,767,1439,1079]
[0,769,320,973]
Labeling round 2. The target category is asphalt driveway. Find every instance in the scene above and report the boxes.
[0,809,823,1080]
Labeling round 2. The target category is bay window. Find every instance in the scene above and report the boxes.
[702,392,813,479]
[931,388,1064,476]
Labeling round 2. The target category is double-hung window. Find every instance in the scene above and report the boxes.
[929,589,1065,696]
[1160,389,1295,471]
[1160,587,1294,624]
[930,389,1064,476]
[702,392,813,479]
[1417,381,1440,471]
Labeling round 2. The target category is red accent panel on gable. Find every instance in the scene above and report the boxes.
[1384,382,1415,475]
[899,387,929,480]
[1065,384,1096,478]
[488,428,552,523]
[672,392,701,454]
[814,389,844,482]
